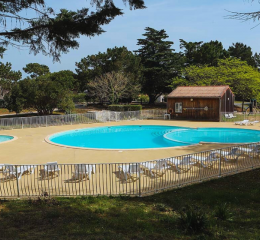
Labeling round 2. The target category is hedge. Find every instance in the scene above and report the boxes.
[108,105,142,111]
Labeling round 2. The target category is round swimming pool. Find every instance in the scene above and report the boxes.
[47,126,260,150]
[0,135,14,144]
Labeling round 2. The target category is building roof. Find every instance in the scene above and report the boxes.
[167,86,233,98]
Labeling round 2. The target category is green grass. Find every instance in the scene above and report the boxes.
[1,169,260,239]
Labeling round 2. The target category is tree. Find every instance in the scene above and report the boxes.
[87,71,140,104]
[5,70,76,115]
[179,39,203,65]
[171,58,260,108]
[0,0,145,61]
[75,46,142,92]
[0,62,22,91]
[135,27,180,103]
[180,40,229,66]
[228,42,256,67]
[23,63,50,78]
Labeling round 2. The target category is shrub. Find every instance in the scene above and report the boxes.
[213,203,233,221]
[108,105,142,111]
[178,205,208,233]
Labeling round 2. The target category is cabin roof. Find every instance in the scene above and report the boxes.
[167,86,233,98]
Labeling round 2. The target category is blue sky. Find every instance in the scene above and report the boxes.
[3,0,260,77]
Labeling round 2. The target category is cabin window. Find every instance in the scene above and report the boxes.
[175,102,182,113]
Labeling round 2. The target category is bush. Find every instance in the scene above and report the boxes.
[178,205,208,233]
[108,105,142,111]
[213,203,233,221]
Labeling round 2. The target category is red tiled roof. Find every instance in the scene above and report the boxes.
[167,86,233,98]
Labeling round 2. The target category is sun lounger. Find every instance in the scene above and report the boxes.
[3,165,35,180]
[167,156,196,172]
[238,144,260,157]
[39,162,60,179]
[118,163,143,181]
[216,148,240,162]
[141,160,170,177]
[229,113,236,118]
[234,120,249,125]
[191,152,220,168]
[248,121,259,125]
[72,164,95,180]
[225,114,233,119]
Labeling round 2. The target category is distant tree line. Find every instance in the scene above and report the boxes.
[2,27,260,114]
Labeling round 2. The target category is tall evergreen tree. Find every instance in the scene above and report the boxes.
[135,27,180,103]
[228,42,256,67]
[180,40,229,66]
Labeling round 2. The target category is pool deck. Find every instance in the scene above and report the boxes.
[1,120,259,165]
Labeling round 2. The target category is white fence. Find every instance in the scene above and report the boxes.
[0,142,259,198]
[0,109,167,130]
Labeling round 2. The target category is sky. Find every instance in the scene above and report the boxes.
[2,0,260,77]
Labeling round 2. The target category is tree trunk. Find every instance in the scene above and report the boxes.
[148,95,156,104]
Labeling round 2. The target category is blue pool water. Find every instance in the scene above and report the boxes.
[0,135,14,143]
[48,126,260,150]
[165,128,260,144]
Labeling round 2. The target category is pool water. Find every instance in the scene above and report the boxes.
[165,128,260,144]
[0,135,14,143]
[48,125,260,150]
[49,125,189,149]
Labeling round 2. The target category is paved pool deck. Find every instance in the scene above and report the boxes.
[0,120,259,165]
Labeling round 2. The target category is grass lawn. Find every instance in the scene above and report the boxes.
[1,169,260,239]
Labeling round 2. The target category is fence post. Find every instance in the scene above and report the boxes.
[138,163,142,197]
[21,118,23,129]
[219,149,222,177]
[46,116,48,127]
[16,166,20,198]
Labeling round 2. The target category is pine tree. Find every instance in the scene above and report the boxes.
[135,27,180,103]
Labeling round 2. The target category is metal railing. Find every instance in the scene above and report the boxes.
[1,142,259,198]
[0,110,167,131]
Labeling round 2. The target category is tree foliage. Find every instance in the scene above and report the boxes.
[4,70,76,115]
[75,46,142,92]
[0,0,145,61]
[0,62,22,91]
[228,42,257,67]
[23,63,50,78]
[180,40,229,66]
[87,71,140,104]
[171,58,260,103]
[135,27,181,103]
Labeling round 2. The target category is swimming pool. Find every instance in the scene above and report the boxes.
[0,135,14,144]
[47,125,260,150]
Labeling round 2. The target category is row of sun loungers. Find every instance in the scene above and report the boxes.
[234,120,259,125]
[1,144,260,182]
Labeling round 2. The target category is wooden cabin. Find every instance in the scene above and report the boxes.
[167,86,234,121]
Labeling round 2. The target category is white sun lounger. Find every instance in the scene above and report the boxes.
[215,148,240,162]
[238,144,260,157]
[234,120,249,125]
[141,160,170,177]
[191,152,220,168]
[3,165,35,180]
[118,163,143,181]
[167,156,196,172]
[72,164,95,180]
[229,113,237,118]
[40,162,60,178]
